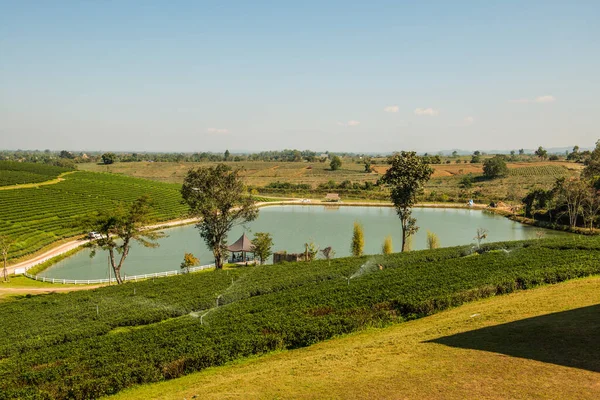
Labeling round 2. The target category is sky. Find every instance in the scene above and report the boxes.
[1,0,599,153]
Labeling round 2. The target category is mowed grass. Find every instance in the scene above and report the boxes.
[111,276,600,400]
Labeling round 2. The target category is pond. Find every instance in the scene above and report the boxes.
[39,205,566,280]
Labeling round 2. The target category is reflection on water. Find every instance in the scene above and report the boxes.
[41,205,566,280]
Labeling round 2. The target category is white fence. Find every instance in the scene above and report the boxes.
[24,263,216,285]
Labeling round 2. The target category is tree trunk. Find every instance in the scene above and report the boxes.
[214,248,223,269]
[400,224,407,252]
[2,252,7,282]
[108,248,124,284]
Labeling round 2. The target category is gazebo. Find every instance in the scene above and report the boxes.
[227,233,255,263]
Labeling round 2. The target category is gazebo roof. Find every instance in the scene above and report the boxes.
[227,233,254,252]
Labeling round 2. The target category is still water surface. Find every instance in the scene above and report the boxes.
[40,205,565,279]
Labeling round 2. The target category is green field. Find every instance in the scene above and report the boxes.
[0,236,598,399]
[0,171,188,262]
[0,161,72,187]
[113,276,600,400]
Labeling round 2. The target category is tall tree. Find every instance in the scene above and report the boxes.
[582,187,600,231]
[535,146,548,160]
[380,151,433,251]
[556,178,587,228]
[224,149,230,161]
[181,164,258,269]
[583,140,600,180]
[251,232,274,265]
[351,222,364,257]
[0,235,15,282]
[87,195,162,284]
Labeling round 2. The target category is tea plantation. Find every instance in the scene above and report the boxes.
[0,171,188,261]
[0,162,72,187]
[0,236,598,399]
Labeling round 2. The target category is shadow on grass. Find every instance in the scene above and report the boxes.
[429,304,600,372]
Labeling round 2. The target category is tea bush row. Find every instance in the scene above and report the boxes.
[0,162,71,187]
[0,172,188,260]
[0,236,599,399]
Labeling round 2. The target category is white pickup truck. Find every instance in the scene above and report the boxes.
[88,231,102,240]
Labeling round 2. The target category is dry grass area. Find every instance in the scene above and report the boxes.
[79,160,582,203]
[110,276,600,400]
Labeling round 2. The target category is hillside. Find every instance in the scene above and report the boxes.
[0,171,187,262]
[112,275,600,400]
[0,161,72,187]
[0,236,598,399]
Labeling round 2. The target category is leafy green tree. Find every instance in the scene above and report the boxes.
[351,222,364,256]
[224,149,230,161]
[459,174,474,188]
[483,155,509,179]
[59,150,74,159]
[380,151,433,252]
[519,148,525,155]
[535,146,548,160]
[0,235,14,282]
[101,152,116,165]
[330,155,342,171]
[181,164,258,269]
[382,235,393,254]
[583,140,600,180]
[180,253,200,273]
[470,154,481,163]
[252,232,274,265]
[87,195,163,284]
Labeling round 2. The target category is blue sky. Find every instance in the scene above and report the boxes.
[1,1,598,152]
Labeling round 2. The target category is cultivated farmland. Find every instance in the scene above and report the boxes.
[0,171,187,261]
[0,161,72,187]
[0,236,598,399]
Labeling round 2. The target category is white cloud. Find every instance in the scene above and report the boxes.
[464,116,475,125]
[535,95,556,103]
[510,95,556,104]
[383,105,399,113]
[207,128,228,134]
[414,108,439,116]
[337,120,361,127]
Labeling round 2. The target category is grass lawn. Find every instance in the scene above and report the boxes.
[111,276,600,400]
[0,276,100,301]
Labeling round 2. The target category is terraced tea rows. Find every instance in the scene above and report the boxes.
[0,171,188,260]
[0,236,597,399]
[0,161,72,187]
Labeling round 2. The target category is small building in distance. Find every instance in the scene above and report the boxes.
[324,193,341,202]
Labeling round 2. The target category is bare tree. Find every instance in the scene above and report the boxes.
[582,187,600,231]
[474,228,488,249]
[0,236,15,282]
[320,246,336,266]
[556,178,587,228]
